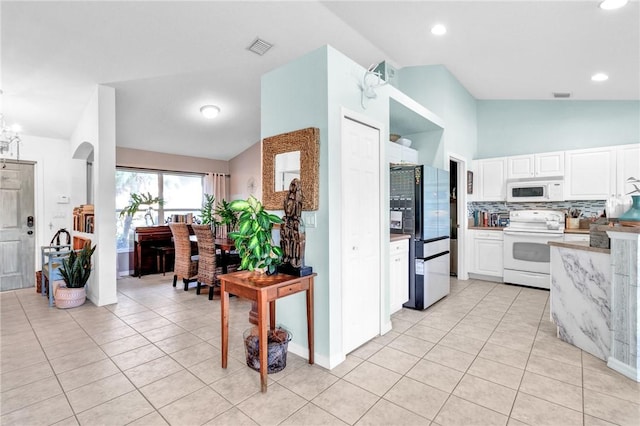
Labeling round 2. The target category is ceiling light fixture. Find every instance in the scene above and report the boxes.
[431,24,447,36]
[599,0,628,10]
[591,73,609,82]
[200,105,220,119]
[0,113,22,165]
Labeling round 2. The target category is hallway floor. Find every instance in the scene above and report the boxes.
[1,276,638,426]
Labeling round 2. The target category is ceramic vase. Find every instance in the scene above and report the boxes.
[619,195,640,222]
[54,286,86,309]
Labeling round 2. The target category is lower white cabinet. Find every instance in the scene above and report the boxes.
[390,238,409,313]
[468,229,504,278]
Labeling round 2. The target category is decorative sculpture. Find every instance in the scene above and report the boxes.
[279,178,313,276]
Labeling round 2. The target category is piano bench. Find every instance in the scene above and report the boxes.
[151,246,175,276]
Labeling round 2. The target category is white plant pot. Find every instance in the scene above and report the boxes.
[54,286,86,309]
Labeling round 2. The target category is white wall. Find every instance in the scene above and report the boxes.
[70,85,117,306]
[1,134,73,269]
[229,141,261,201]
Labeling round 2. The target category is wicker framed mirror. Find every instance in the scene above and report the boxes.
[262,127,319,211]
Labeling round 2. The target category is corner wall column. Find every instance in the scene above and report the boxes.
[606,228,640,382]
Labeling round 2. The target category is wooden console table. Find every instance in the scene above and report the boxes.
[220,270,316,392]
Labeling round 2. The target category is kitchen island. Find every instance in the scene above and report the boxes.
[550,225,640,382]
[548,240,611,360]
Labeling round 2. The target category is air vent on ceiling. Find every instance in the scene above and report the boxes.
[247,38,273,56]
[553,92,572,99]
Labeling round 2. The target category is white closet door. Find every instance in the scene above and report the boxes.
[341,116,381,354]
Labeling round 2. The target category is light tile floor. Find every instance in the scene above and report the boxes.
[2,276,639,425]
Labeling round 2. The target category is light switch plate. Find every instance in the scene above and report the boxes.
[303,212,316,228]
[57,195,70,204]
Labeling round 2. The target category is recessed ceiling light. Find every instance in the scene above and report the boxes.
[591,73,609,82]
[200,105,220,119]
[599,0,628,10]
[431,24,447,36]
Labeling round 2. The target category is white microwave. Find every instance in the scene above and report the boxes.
[506,177,564,202]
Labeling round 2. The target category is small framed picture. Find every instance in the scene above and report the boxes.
[467,171,473,194]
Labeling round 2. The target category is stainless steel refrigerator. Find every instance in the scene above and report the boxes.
[390,165,450,310]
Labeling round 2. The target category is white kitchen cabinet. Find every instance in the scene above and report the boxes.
[536,152,565,177]
[615,144,640,197]
[507,154,535,179]
[468,229,503,278]
[387,141,418,165]
[389,238,409,314]
[565,147,615,200]
[475,157,507,201]
[507,152,564,179]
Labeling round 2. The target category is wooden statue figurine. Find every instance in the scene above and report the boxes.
[279,178,312,276]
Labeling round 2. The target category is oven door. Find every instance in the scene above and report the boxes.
[503,231,563,274]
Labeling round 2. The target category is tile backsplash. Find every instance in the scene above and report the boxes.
[468,200,606,218]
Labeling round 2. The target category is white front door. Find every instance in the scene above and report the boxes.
[341,115,381,354]
[0,161,36,291]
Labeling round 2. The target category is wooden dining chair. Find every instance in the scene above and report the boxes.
[168,223,198,291]
[191,224,219,300]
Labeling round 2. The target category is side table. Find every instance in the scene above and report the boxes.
[220,270,316,392]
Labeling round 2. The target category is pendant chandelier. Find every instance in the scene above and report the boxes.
[0,114,21,164]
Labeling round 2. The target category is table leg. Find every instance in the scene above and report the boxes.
[307,280,314,365]
[269,300,276,331]
[221,281,229,369]
[135,242,142,278]
[258,291,268,392]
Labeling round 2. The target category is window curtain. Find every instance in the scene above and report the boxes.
[204,173,228,238]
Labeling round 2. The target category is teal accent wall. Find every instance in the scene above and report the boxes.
[398,65,477,168]
[477,100,640,158]
[261,47,330,363]
[262,45,400,367]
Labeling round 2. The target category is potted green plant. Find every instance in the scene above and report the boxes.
[200,193,219,229]
[228,196,283,274]
[215,199,239,234]
[55,244,97,308]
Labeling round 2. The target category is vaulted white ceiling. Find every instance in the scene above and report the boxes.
[2,1,638,161]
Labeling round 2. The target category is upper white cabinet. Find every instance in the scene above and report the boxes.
[615,144,640,197]
[565,147,616,200]
[507,152,564,179]
[536,152,565,177]
[387,141,418,165]
[474,157,507,201]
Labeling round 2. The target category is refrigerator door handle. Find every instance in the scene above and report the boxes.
[416,251,450,262]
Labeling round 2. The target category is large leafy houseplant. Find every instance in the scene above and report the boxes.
[200,193,219,227]
[228,196,283,274]
[59,244,97,288]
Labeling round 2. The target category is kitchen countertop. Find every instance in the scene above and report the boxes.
[548,240,610,254]
[564,228,590,234]
[468,226,505,231]
[390,234,411,242]
[470,226,592,234]
[597,224,640,235]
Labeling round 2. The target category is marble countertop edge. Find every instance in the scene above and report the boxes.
[548,241,611,254]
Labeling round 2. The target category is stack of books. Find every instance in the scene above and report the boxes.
[73,204,95,233]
